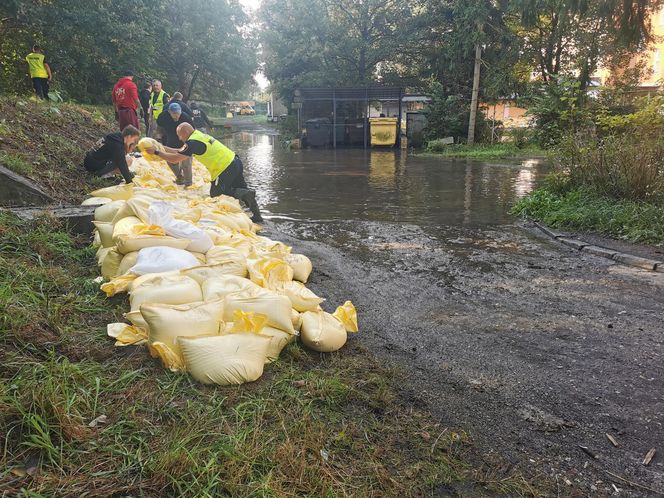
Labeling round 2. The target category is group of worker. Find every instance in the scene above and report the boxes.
[86,70,263,223]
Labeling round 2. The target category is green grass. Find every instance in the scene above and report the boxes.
[0,151,35,176]
[513,187,664,244]
[0,213,547,496]
[423,143,546,159]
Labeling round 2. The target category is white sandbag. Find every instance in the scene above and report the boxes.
[201,275,267,300]
[141,299,224,368]
[300,310,347,353]
[285,253,313,283]
[274,281,324,312]
[93,221,114,248]
[224,294,295,334]
[129,274,202,311]
[94,200,126,222]
[178,333,270,385]
[82,196,112,206]
[147,202,213,253]
[129,246,200,276]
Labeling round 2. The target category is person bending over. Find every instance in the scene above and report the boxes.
[83,125,139,184]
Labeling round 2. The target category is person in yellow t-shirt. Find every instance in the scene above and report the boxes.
[25,45,52,100]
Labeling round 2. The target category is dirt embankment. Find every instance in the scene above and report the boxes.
[0,97,116,204]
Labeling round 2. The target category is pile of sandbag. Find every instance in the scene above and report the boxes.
[87,146,358,386]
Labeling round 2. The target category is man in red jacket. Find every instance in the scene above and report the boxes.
[112,70,141,131]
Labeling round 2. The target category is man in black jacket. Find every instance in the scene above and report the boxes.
[83,125,139,184]
[156,102,193,186]
[139,82,151,130]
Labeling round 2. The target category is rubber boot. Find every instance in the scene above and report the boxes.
[234,188,264,223]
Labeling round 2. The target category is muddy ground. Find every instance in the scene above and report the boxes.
[265,219,664,496]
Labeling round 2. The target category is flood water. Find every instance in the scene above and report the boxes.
[228,132,549,226]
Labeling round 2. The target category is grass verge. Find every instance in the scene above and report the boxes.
[422,143,546,160]
[0,212,546,496]
[512,187,664,245]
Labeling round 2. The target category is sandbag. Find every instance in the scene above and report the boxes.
[107,322,147,346]
[224,294,294,334]
[247,257,293,289]
[94,200,127,222]
[82,196,112,206]
[125,310,149,332]
[147,202,213,253]
[129,246,200,276]
[100,274,137,296]
[274,281,324,312]
[137,137,165,162]
[204,246,247,277]
[129,274,202,311]
[285,254,313,283]
[101,247,124,280]
[118,251,139,275]
[92,230,101,249]
[141,299,225,368]
[291,309,303,332]
[96,246,112,265]
[93,221,114,248]
[111,216,144,241]
[115,234,190,254]
[201,275,266,300]
[300,310,347,353]
[90,183,134,201]
[258,326,295,363]
[333,300,359,333]
[178,333,270,385]
[115,197,153,223]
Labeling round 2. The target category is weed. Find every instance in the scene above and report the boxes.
[0,151,34,177]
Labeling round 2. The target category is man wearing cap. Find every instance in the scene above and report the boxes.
[146,122,263,222]
[167,92,193,116]
[25,45,52,100]
[157,102,193,186]
[112,70,141,131]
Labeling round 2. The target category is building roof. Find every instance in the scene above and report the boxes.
[295,87,403,102]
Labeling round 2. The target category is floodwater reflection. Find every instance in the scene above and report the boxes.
[227,133,548,226]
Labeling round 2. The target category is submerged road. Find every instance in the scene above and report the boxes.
[232,132,664,495]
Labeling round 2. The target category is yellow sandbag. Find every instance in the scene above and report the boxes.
[115,234,190,254]
[111,216,144,241]
[93,221,114,248]
[224,294,295,334]
[200,211,253,231]
[90,183,134,201]
[171,205,202,224]
[191,252,207,265]
[148,341,184,372]
[92,230,101,249]
[96,246,112,265]
[274,281,324,312]
[101,248,124,280]
[247,257,293,289]
[229,309,268,333]
[204,247,247,277]
[141,299,225,367]
[260,326,296,363]
[107,322,148,346]
[118,251,139,275]
[291,309,303,332]
[94,200,127,222]
[100,274,137,296]
[285,253,313,283]
[82,196,112,206]
[125,309,149,332]
[137,137,164,162]
[129,273,202,311]
[254,238,292,258]
[300,310,347,353]
[225,311,293,363]
[178,333,271,385]
[193,195,243,213]
[201,275,266,300]
[333,300,359,333]
[205,230,253,256]
[112,197,153,223]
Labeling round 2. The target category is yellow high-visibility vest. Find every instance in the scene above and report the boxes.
[187,130,235,180]
[150,90,168,118]
[26,52,48,78]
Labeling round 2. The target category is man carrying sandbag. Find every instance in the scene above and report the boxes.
[147,122,263,222]
[83,125,139,184]
[157,102,193,187]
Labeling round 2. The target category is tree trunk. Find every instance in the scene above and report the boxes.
[186,66,201,102]
[467,44,482,145]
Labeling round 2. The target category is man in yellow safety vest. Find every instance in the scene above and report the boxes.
[147,122,263,222]
[25,45,52,100]
[147,79,170,140]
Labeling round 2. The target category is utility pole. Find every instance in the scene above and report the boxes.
[467,44,482,145]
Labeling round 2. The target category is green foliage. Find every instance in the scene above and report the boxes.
[513,187,664,244]
[0,151,34,176]
[424,142,544,159]
[424,82,490,143]
[0,0,255,103]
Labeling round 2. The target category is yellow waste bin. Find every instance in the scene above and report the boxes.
[369,117,398,146]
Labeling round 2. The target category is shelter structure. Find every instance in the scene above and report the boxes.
[294,87,405,149]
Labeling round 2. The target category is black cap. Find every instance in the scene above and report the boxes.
[122,69,134,77]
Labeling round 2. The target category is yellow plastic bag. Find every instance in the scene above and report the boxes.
[100,274,137,296]
[285,253,313,283]
[247,257,294,289]
[129,274,202,311]
[141,299,225,367]
[90,183,134,201]
[274,281,324,312]
[107,322,148,346]
[148,341,184,371]
[201,275,266,300]
[300,310,348,353]
[224,294,294,334]
[178,333,271,385]
[137,137,165,162]
[333,300,359,333]
[94,200,127,222]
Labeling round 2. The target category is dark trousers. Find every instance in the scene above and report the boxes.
[84,155,117,177]
[210,156,247,197]
[32,78,49,100]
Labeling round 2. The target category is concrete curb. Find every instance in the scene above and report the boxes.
[533,222,663,273]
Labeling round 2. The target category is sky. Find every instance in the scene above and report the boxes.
[238,0,268,91]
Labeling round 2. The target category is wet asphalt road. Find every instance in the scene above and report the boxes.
[232,132,664,495]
